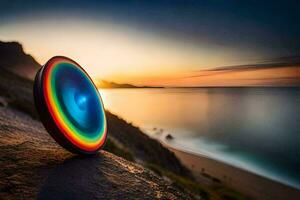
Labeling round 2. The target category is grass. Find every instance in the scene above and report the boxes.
[0,68,38,118]
[103,137,135,162]
[145,163,249,200]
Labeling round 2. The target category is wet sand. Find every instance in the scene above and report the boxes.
[167,145,300,200]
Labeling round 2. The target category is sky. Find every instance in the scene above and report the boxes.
[0,0,300,86]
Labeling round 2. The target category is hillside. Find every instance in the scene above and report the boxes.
[0,41,189,176]
[0,41,205,199]
[0,103,193,199]
[1,40,252,200]
[0,41,40,79]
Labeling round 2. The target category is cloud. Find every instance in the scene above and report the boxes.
[186,55,300,78]
[169,56,300,87]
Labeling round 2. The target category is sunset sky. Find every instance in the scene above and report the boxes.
[0,0,299,86]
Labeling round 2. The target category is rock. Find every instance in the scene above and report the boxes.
[166,134,174,140]
[0,106,193,199]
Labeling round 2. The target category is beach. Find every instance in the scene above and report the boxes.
[166,145,300,200]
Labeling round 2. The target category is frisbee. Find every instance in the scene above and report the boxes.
[34,56,107,154]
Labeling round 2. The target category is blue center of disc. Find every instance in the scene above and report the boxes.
[74,93,88,110]
[53,63,104,135]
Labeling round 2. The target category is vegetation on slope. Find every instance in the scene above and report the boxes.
[0,40,247,200]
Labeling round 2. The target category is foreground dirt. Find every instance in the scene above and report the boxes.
[0,105,192,200]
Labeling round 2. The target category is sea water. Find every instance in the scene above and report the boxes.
[99,87,300,189]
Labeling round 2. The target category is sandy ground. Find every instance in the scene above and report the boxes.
[167,145,300,200]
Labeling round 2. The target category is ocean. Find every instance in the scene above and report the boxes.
[99,87,300,189]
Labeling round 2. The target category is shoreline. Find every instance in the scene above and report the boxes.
[164,143,300,200]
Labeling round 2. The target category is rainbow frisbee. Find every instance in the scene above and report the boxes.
[34,56,107,154]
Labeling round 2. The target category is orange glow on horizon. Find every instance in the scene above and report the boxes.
[157,66,300,87]
[0,16,261,86]
[0,17,299,87]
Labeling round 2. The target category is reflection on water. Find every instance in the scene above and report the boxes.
[100,88,300,189]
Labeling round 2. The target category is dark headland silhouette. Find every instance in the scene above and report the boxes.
[0,41,40,79]
[95,79,164,89]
